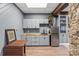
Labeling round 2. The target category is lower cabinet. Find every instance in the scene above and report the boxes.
[39,37,45,45]
[39,36,49,45]
[31,37,39,45]
[26,36,49,46]
[26,37,32,46]
[44,36,49,45]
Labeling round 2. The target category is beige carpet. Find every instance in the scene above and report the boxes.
[26,45,69,56]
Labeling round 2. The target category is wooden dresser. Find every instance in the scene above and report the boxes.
[3,40,26,56]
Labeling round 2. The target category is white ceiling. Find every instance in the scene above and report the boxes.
[15,3,59,13]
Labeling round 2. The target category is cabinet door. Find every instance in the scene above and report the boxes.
[39,36,49,45]
[31,21,35,28]
[31,37,39,45]
[44,36,49,45]
[26,37,32,46]
[39,37,45,45]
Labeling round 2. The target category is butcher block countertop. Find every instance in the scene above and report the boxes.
[21,33,50,37]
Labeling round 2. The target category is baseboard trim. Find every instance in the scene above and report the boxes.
[0,52,1,56]
[0,50,3,56]
[60,43,69,49]
[60,43,69,45]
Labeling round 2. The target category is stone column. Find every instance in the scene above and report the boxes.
[69,3,79,56]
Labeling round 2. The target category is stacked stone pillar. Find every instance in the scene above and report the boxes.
[69,3,79,56]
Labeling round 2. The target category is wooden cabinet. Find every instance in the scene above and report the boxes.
[3,40,26,56]
[3,45,25,56]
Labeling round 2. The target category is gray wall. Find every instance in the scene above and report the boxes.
[24,14,49,19]
[0,3,23,54]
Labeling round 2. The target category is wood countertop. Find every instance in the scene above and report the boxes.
[7,40,27,46]
[21,33,50,37]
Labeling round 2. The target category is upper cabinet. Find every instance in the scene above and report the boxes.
[40,19,48,23]
[23,19,48,28]
[23,19,39,28]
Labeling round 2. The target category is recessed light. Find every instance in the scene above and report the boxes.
[26,3,47,8]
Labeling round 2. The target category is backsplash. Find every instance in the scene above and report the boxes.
[23,28,39,33]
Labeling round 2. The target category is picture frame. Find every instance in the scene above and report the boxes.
[5,29,16,45]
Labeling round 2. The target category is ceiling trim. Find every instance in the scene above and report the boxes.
[14,3,24,14]
[24,13,50,15]
[15,3,59,13]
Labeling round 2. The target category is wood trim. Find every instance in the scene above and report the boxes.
[52,3,62,14]
[59,11,68,15]
[52,3,69,16]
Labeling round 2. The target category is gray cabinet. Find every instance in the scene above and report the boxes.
[31,37,39,45]
[44,36,49,45]
[39,36,49,45]
[39,37,45,45]
[26,37,32,46]
[26,36,49,46]
[23,19,39,28]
